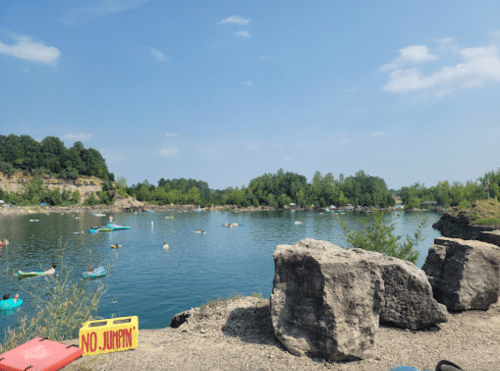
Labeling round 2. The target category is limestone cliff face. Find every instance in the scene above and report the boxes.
[0,171,106,201]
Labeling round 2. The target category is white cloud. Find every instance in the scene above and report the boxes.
[150,47,167,61]
[380,45,437,71]
[63,0,149,25]
[236,30,250,38]
[383,44,500,96]
[242,80,253,86]
[218,15,249,25]
[165,132,178,137]
[370,131,384,137]
[0,34,60,66]
[435,37,455,44]
[345,87,358,93]
[489,31,500,39]
[282,156,290,162]
[63,132,92,141]
[158,147,178,157]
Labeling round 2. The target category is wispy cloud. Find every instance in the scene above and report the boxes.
[282,156,290,162]
[236,30,250,38]
[380,45,438,71]
[259,55,273,60]
[370,131,384,137]
[345,87,358,93]
[199,147,219,155]
[164,132,178,137]
[63,132,92,141]
[242,80,253,86]
[0,34,60,66]
[63,0,149,26]
[382,43,500,97]
[218,15,249,25]
[150,47,167,61]
[158,147,178,157]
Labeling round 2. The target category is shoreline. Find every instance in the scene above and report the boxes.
[0,204,425,217]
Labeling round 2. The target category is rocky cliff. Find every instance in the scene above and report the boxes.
[432,212,496,240]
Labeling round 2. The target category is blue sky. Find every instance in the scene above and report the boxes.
[1,1,500,190]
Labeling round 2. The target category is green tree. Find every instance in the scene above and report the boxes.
[340,211,426,264]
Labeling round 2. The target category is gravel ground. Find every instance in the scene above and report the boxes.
[63,297,500,371]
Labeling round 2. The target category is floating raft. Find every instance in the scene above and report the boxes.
[82,266,107,279]
[15,271,45,278]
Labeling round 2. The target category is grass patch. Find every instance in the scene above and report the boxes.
[472,217,500,226]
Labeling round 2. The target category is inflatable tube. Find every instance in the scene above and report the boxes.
[0,298,23,310]
[82,266,107,278]
[16,271,45,277]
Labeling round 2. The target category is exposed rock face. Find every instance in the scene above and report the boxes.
[350,248,448,329]
[432,213,495,240]
[270,239,384,361]
[478,230,500,248]
[422,237,500,311]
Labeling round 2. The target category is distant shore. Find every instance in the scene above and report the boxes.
[0,203,416,217]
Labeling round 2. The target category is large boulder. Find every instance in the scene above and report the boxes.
[478,229,500,248]
[422,237,500,311]
[350,248,448,329]
[270,239,384,361]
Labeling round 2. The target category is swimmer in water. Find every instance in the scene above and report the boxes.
[163,242,169,249]
[196,229,200,234]
[202,230,205,235]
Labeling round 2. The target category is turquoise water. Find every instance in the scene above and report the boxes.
[0,210,441,342]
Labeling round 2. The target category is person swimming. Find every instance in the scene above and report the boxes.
[163,242,169,249]
[202,230,205,235]
[196,229,200,234]
[44,264,57,275]
[88,266,94,272]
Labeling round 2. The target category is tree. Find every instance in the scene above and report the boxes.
[340,211,427,264]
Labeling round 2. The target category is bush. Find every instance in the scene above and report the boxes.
[0,244,108,353]
[459,200,471,210]
[340,211,427,264]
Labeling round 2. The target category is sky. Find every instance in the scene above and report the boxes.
[1,1,500,191]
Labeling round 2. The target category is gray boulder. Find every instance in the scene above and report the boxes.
[270,239,384,361]
[350,248,448,329]
[478,229,500,248]
[422,237,500,311]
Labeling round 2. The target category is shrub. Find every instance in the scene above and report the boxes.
[340,210,427,264]
[0,244,108,353]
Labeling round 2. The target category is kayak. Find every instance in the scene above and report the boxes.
[0,298,23,310]
[16,271,45,277]
[82,267,107,278]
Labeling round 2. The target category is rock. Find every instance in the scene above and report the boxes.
[350,248,448,330]
[478,229,500,248]
[432,213,496,240]
[422,237,500,311]
[270,239,384,361]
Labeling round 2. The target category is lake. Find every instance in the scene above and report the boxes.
[0,210,441,342]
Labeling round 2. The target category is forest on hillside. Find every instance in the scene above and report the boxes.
[0,134,496,209]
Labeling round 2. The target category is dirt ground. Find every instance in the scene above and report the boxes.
[62,296,500,371]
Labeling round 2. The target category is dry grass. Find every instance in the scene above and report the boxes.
[448,198,500,226]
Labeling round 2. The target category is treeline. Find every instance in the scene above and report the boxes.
[399,170,495,209]
[0,134,114,181]
[127,169,396,208]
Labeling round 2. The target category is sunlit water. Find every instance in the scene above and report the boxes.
[0,210,441,342]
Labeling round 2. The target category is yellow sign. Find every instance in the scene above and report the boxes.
[79,316,138,356]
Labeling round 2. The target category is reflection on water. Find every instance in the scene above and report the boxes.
[0,210,441,342]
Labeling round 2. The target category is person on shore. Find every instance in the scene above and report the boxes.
[44,264,56,275]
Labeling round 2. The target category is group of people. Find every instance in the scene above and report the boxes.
[195,229,206,235]
[0,239,9,248]
[222,223,239,228]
